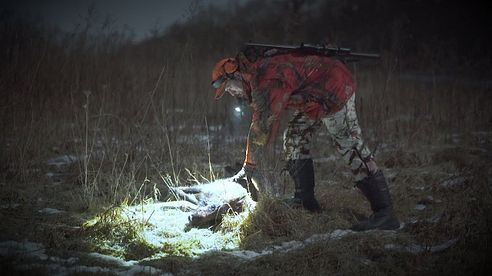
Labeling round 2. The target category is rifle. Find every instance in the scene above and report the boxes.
[243,42,380,62]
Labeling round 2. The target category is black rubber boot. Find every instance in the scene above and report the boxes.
[352,170,400,231]
[286,159,321,212]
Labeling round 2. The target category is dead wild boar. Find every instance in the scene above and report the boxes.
[170,178,249,229]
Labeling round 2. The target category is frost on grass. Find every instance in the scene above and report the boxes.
[0,240,166,275]
[46,154,78,169]
[440,176,468,188]
[0,240,48,261]
[84,177,256,260]
[170,177,251,228]
[38,207,65,215]
[227,229,356,260]
[385,239,459,254]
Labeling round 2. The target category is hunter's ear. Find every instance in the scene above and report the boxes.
[223,59,238,74]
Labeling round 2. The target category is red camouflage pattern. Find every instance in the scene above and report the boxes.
[241,52,356,146]
[238,53,356,167]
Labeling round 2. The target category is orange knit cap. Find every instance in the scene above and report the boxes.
[211,58,238,99]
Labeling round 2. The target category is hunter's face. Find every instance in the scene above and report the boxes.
[225,79,246,98]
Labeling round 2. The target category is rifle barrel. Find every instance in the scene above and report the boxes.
[349,52,381,59]
[245,42,380,60]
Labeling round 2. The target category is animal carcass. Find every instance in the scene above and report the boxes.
[170,178,250,229]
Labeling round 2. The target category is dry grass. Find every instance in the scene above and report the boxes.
[1,2,492,275]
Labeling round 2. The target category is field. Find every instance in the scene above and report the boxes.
[1,1,492,275]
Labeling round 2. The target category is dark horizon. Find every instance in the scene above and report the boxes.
[1,0,242,40]
[3,1,491,44]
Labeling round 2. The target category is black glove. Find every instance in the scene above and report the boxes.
[231,164,256,182]
[229,164,260,201]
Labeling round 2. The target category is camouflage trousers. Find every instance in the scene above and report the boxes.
[283,94,373,181]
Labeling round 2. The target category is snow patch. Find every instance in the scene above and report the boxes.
[0,203,20,209]
[314,155,338,163]
[226,229,354,260]
[123,265,168,275]
[208,125,223,131]
[0,240,48,260]
[451,133,461,144]
[385,239,458,254]
[88,252,137,267]
[110,182,255,256]
[408,213,443,225]
[68,265,113,274]
[45,172,66,185]
[47,155,78,168]
[1,240,166,275]
[38,208,65,215]
[440,176,467,188]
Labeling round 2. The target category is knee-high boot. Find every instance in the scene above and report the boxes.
[286,159,321,212]
[352,170,400,231]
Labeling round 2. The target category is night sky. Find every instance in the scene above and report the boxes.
[2,0,491,69]
[2,0,240,40]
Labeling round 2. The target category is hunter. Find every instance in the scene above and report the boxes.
[211,45,400,231]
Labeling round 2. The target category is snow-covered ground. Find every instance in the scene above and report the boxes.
[3,129,490,274]
[0,240,168,275]
[1,224,459,274]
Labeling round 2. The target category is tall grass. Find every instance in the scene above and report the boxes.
[0,1,490,211]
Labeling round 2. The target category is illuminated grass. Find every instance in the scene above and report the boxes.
[83,192,256,260]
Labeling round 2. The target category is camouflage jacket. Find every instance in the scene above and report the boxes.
[238,53,356,166]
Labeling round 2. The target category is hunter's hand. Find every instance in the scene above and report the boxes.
[251,121,268,146]
[231,167,246,182]
[231,164,256,182]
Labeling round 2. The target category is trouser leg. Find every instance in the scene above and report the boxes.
[322,95,399,230]
[283,112,322,212]
[321,95,373,181]
[283,111,322,161]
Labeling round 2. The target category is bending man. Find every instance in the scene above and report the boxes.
[211,46,400,231]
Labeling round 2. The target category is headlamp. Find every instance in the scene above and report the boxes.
[211,75,225,89]
[213,73,235,89]
[211,72,237,89]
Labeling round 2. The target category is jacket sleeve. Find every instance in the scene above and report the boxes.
[244,63,299,167]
